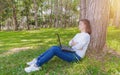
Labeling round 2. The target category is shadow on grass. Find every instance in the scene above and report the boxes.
[0,47,74,75]
[0,27,120,75]
[0,46,118,75]
[0,28,77,54]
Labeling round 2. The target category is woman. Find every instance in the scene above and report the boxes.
[24,19,91,73]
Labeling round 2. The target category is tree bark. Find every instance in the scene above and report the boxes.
[64,1,67,28]
[33,0,38,29]
[0,23,1,31]
[26,14,30,30]
[59,0,63,28]
[80,0,86,19]
[13,4,18,31]
[85,0,110,52]
[54,0,59,28]
[50,0,53,27]
[0,16,1,31]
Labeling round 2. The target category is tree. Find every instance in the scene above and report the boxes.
[50,0,53,27]
[0,0,13,30]
[54,0,59,28]
[0,0,80,30]
[84,0,110,52]
[59,0,63,27]
[12,3,18,31]
[0,0,10,13]
[80,0,86,19]
[0,15,2,31]
[33,0,38,29]
[21,0,32,30]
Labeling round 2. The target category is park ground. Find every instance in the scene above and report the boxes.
[0,26,120,75]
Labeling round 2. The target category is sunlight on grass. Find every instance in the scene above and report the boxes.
[107,26,120,51]
[0,44,3,46]
[0,26,120,75]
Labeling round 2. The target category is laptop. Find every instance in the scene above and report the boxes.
[56,33,75,53]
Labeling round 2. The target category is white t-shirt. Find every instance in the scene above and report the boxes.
[69,32,90,58]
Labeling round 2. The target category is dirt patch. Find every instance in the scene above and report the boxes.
[0,47,33,57]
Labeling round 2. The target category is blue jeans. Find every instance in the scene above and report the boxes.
[36,46,81,67]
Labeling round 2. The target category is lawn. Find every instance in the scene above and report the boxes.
[0,27,120,75]
[107,27,120,52]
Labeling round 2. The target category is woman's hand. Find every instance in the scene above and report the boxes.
[71,40,78,46]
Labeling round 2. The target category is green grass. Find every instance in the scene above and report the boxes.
[107,26,120,52]
[0,27,120,75]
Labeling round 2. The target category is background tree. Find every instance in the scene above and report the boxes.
[0,0,80,30]
[22,0,32,30]
[12,2,18,31]
[54,0,59,28]
[112,0,120,28]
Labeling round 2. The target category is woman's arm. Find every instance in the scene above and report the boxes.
[70,40,78,46]
[72,36,90,50]
[69,34,78,46]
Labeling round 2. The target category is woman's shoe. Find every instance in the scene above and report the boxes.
[26,58,37,66]
[24,64,41,73]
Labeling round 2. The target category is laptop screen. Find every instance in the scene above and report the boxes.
[56,33,62,47]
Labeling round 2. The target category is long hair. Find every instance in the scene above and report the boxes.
[80,19,92,34]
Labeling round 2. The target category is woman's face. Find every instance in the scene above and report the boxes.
[79,21,86,31]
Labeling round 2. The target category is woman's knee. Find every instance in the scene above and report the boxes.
[51,46,60,49]
[50,46,61,52]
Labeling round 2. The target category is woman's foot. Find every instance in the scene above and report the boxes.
[26,58,37,66]
[24,64,41,73]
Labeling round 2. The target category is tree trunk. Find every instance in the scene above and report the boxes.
[0,23,1,31]
[54,0,59,28]
[33,0,38,29]
[68,0,71,27]
[80,0,86,19]
[85,0,110,52]
[13,5,18,31]
[64,1,67,28]
[40,3,43,28]
[59,0,63,28]
[0,16,1,30]
[50,0,53,27]
[26,15,30,30]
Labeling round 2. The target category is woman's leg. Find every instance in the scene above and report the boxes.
[26,48,52,66]
[36,46,80,67]
[36,48,53,60]
[24,46,81,73]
